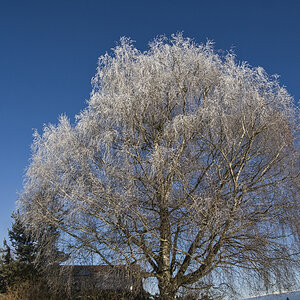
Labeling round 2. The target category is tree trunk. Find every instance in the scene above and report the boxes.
[158,278,177,300]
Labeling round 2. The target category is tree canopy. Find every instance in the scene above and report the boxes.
[19,34,299,299]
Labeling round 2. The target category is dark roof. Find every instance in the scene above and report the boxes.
[70,264,142,292]
[72,264,140,273]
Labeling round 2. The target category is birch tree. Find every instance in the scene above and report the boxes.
[19,34,299,299]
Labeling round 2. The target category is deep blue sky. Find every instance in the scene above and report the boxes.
[0,0,299,243]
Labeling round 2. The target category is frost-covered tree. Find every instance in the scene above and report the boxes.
[19,34,299,299]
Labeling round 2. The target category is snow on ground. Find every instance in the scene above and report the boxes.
[243,290,300,300]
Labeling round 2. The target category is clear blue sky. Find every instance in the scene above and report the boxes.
[0,0,299,243]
